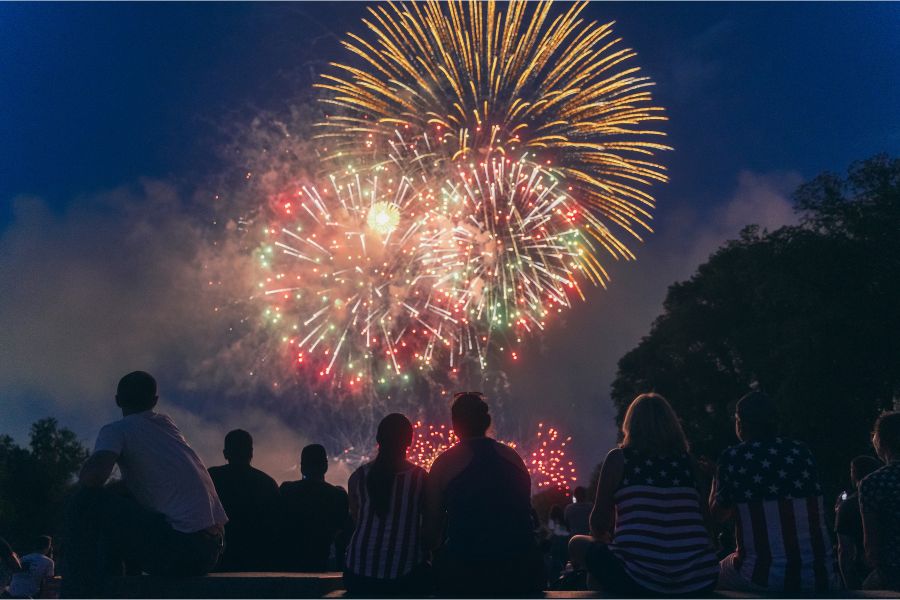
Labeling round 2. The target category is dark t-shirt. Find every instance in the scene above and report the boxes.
[208,463,280,571]
[859,462,900,570]
[280,479,350,571]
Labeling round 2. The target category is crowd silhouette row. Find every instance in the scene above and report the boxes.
[3,371,899,598]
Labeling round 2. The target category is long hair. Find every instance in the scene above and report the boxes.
[621,393,689,456]
[367,413,414,517]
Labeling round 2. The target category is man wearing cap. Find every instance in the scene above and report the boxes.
[710,391,837,593]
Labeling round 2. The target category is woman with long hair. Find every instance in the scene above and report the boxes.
[344,414,430,596]
[569,393,719,596]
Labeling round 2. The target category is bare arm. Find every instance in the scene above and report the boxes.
[837,533,859,588]
[708,476,735,523]
[78,451,118,488]
[589,449,624,542]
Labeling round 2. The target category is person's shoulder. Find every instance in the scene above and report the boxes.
[430,443,462,472]
[280,479,301,494]
[718,441,746,463]
[605,447,625,463]
[208,464,226,476]
[250,465,278,486]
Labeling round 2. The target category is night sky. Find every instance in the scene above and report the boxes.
[2,2,899,485]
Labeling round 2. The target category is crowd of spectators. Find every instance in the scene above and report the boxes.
[3,370,898,597]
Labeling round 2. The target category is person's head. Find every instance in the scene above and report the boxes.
[115,371,158,415]
[451,392,491,439]
[850,455,881,487]
[734,391,778,442]
[34,536,51,556]
[872,411,900,463]
[376,413,414,459]
[223,429,253,465]
[300,444,328,479]
[549,504,564,524]
[572,486,587,503]
[621,393,689,456]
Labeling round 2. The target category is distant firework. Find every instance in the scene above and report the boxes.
[407,421,577,493]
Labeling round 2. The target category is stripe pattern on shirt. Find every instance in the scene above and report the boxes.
[609,450,718,595]
[346,463,426,579]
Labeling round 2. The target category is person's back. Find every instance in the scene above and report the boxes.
[9,538,54,600]
[860,411,900,590]
[208,429,279,571]
[713,393,835,593]
[441,438,535,560]
[425,393,544,595]
[835,456,882,588]
[279,444,348,571]
[564,487,591,536]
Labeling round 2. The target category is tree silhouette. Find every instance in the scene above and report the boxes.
[611,155,900,499]
[0,419,89,549]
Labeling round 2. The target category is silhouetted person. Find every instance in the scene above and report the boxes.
[62,371,227,597]
[344,414,431,596]
[208,429,279,571]
[424,392,544,596]
[547,505,569,583]
[279,444,349,571]
[860,411,900,590]
[569,393,718,596]
[9,536,54,599]
[711,391,837,593]
[835,455,881,589]
[0,538,22,597]
[564,486,591,536]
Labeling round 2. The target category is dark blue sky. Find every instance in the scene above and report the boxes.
[1,2,898,479]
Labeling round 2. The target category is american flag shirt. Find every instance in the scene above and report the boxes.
[610,448,719,594]
[715,437,836,592]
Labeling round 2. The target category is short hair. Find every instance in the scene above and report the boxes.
[34,535,51,552]
[735,391,778,438]
[376,413,414,455]
[573,486,587,502]
[301,444,328,477]
[851,455,881,484]
[621,393,689,456]
[451,392,491,438]
[874,411,900,457]
[224,429,253,463]
[116,371,157,411]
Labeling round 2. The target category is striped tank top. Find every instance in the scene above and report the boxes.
[346,462,427,579]
[610,448,719,594]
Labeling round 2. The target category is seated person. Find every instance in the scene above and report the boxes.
[0,537,22,596]
[344,414,430,596]
[62,371,227,597]
[835,455,881,589]
[569,393,719,596]
[860,411,900,591]
[279,444,349,571]
[424,392,545,596]
[564,486,591,536]
[711,391,837,593]
[8,536,54,599]
[208,429,279,571]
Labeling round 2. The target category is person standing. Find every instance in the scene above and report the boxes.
[568,393,719,596]
[62,371,227,597]
[424,392,545,596]
[344,414,430,595]
[711,391,837,593]
[279,444,349,571]
[8,536,53,599]
[860,411,900,590]
[208,429,279,571]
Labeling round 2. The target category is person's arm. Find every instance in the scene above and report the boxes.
[422,460,446,552]
[708,454,735,524]
[78,450,118,488]
[589,449,624,542]
[347,470,361,525]
[836,533,859,588]
[861,504,883,570]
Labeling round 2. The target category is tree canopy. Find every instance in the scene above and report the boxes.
[0,418,88,549]
[611,155,900,497]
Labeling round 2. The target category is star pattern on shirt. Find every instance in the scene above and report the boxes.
[717,438,822,503]
[621,449,695,488]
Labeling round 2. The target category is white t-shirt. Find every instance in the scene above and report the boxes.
[9,553,53,598]
[94,411,228,533]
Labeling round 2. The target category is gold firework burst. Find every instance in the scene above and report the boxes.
[316,0,670,260]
